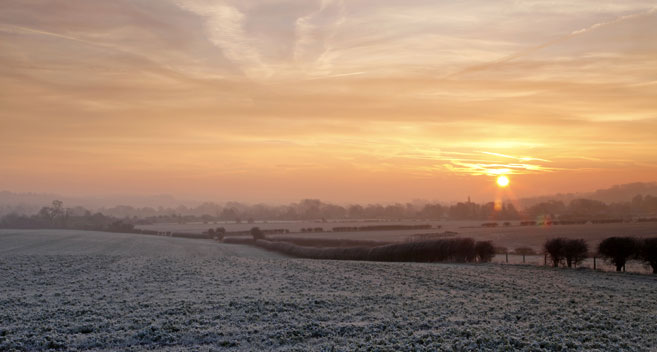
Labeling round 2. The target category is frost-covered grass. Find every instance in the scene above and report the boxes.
[1,229,657,351]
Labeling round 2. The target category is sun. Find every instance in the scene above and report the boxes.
[496,175,510,187]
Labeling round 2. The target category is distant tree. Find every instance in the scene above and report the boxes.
[475,241,495,262]
[215,227,226,241]
[563,239,588,268]
[544,238,566,267]
[250,227,265,240]
[638,238,657,274]
[598,237,639,272]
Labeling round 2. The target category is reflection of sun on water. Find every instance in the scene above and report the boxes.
[497,175,509,187]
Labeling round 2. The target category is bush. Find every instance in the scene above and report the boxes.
[253,238,493,263]
[598,237,639,272]
[250,227,265,240]
[475,241,495,262]
[638,238,657,274]
[563,239,588,268]
[544,238,589,268]
[544,238,566,267]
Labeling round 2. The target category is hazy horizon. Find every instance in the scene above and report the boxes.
[2,0,657,204]
[2,181,657,211]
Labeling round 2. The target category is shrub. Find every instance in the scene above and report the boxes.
[544,238,566,267]
[253,238,489,263]
[598,237,639,272]
[475,241,495,262]
[250,227,265,240]
[544,238,589,268]
[638,238,657,274]
[563,239,588,268]
[211,228,225,241]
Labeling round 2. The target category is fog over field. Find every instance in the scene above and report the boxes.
[1,230,657,351]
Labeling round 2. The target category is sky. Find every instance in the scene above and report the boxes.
[1,0,656,204]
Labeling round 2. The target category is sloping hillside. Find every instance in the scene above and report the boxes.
[1,230,656,351]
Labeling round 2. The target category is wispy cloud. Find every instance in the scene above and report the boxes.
[175,1,272,78]
[446,5,657,78]
[445,152,557,176]
[445,161,557,176]
[294,0,345,76]
[480,151,551,162]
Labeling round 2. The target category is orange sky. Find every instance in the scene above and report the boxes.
[1,0,656,203]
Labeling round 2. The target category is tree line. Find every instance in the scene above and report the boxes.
[3,196,657,224]
[543,236,657,273]
[104,195,657,223]
[0,200,135,232]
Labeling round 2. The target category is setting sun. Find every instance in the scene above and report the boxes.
[497,175,510,188]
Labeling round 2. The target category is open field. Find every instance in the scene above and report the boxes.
[2,229,657,351]
[139,220,657,251]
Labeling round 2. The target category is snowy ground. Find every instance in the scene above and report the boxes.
[1,230,657,351]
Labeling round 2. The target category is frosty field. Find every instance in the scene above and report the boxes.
[2,230,657,351]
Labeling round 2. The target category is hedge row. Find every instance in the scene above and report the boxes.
[252,238,495,263]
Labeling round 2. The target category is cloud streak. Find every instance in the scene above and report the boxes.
[446,5,657,78]
[175,1,272,78]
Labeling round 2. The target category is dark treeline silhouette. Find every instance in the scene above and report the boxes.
[542,236,657,273]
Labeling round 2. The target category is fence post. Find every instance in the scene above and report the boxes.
[505,252,508,263]
[522,254,525,264]
[544,254,547,266]
[593,256,596,270]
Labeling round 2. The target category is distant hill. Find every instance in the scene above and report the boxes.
[0,191,199,216]
[517,182,657,208]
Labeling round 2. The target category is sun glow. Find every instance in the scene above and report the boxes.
[496,175,510,187]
